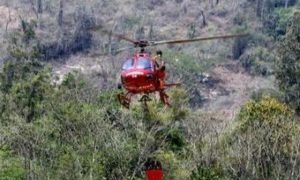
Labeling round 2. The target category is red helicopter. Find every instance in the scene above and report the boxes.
[92,28,247,108]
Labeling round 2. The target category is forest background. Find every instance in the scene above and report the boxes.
[0,0,300,179]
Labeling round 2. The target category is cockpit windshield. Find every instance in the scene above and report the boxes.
[136,57,152,69]
[122,59,134,70]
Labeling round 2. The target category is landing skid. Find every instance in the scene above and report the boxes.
[117,82,180,108]
[159,91,170,106]
[160,82,180,106]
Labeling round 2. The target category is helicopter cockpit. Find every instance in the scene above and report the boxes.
[136,57,152,70]
[122,59,134,70]
[122,57,153,71]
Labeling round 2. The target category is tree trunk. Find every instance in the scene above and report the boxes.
[148,23,154,40]
[200,10,207,26]
[37,0,42,14]
[108,31,112,55]
[29,0,38,18]
[58,0,63,26]
[25,155,35,180]
[256,0,262,17]
[136,26,145,40]
[285,0,290,8]
[187,23,195,39]
[5,7,11,32]
[261,0,266,18]
[210,0,214,8]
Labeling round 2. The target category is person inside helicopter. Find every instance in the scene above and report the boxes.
[154,50,166,90]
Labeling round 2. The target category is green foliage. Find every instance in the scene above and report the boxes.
[258,0,298,19]
[61,72,81,89]
[0,149,25,180]
[136,87,189,124]
[274,7,298,35]
[240,47,276,76]
[264,6,300,38]
[187,23,196,39]
[191,165,220,180]
[20,19,37,42]
[162,50,210,107]
[169,87,189,121]
[2,2,300,179]
[166,128,186,152]
[0,55,192,179]
[164,50,206,76]
[222,97,300,179]
[154,150,189,180]
[237,97,294,132]
[0,59,51,122]
[275,11,300,114]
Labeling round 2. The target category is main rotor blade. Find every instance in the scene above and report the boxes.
[151,33,249,46]
[90,25,137,44]
[89,46,135,57]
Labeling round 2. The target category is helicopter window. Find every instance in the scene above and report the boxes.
[137,57,152,69]
[122,59,134,70]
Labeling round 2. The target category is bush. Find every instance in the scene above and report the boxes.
[239,47,276,76]
[221,97,300,179]
[191,165,220,180]
[0,149,25,179]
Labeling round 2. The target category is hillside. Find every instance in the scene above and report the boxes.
[0,0,300,179]
[0,0,276,118]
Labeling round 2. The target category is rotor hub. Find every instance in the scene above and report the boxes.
[134,40,150,48]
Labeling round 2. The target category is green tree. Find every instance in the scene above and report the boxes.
[222,97,300,179]
[0,21,56,179]
[276,11,300,114]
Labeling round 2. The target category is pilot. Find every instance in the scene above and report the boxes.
[154,50,166,90]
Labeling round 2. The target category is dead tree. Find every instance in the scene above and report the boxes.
[37,0,42,14]
[29,0,38,18]
[148,23,154,40]
[200,10,207,26]
[210,0,214,8]
[285,0,290,8]
[136,26,145,40]
[58,0,64,27]
[5,7,12,32]
[256,0,264,17]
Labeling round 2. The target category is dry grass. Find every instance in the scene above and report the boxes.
[203,61,275,120]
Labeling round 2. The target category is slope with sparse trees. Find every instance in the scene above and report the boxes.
[0,0,300,179]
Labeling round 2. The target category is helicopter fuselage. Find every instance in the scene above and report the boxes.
[120,52,160,94]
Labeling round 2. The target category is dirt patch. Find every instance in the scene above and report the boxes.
[202,60,275,122]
